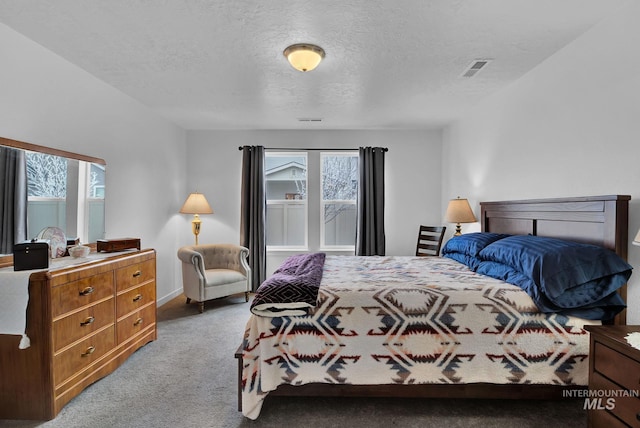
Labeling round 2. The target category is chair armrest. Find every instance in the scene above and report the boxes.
[177,247,206,282]
[238,246,251,280]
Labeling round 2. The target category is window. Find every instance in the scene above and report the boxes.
[265,151,358,251]
[321,153,358,248]
[265,153,308,248]
[25,151,105,242]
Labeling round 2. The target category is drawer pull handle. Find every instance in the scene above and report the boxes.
[80,316,95,326]
[134,317,143,326]
[133,294,143,302]
[132,270,142,278]
[79,286,94,296]
[81,346,95,357]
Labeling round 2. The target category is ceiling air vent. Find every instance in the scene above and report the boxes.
[298,118,323,122]
[461,59,492,78]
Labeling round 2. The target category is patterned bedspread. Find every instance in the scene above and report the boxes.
[241,256,600,419]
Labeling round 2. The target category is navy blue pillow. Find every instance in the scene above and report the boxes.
[441,232,510,258]
[563,292,626,320]
[476,260,626,320]
[443,252,482,271]
[478,235,632,301]
[478,235,632,319]
[476,260,542,300]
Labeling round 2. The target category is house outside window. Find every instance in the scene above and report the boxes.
[265,153,308,249]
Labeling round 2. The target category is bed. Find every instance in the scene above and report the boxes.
[236,195,631,419]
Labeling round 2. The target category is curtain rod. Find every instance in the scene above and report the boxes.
[238,146,388,152]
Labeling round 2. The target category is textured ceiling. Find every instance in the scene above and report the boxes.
[0,0,630,130]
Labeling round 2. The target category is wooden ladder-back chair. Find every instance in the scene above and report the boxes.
[416,225,446,256]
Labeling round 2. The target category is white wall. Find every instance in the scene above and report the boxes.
[442,2,640,323]
[186,130,442,273]
[0,24,188,304]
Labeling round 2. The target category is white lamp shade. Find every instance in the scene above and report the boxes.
[284,44,325,72]
[180,193,213,214]
[444,198,477,224]
[633,228,640,246]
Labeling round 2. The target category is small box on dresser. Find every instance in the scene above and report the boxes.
[97,238,141,253]
[584,325,640,428]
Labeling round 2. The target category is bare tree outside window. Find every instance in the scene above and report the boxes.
[294,174,307,199]
[322,155,358,223]
[322,153,358,247]
[26,152,67,198]
[89,170,99,197]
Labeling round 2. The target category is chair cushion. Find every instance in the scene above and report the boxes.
[204,269,246,287]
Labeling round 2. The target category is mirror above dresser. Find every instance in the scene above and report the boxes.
[0,136,106,266]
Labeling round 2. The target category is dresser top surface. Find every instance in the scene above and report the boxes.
[585,325,640,357]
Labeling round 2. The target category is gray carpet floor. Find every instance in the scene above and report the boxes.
[0,294,588,428]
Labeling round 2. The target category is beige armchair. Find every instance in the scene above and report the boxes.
[177,243,251,313]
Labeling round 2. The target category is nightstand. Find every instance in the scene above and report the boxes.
[584,325,640,427]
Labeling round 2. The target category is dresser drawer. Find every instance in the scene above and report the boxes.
[589,405,629,428]
[590,370,640,427]
[115,259,155,292]
[116,281,156,319]
[594,342,640,392]
[117,303,155,344]
[53,325,115,386]
[52,272,114,317]
[53,298,115,352]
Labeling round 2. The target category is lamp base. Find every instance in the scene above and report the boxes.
[191,214,202,245]
[454,223,462,236]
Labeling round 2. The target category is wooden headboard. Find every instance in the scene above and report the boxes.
[480,194,630,325]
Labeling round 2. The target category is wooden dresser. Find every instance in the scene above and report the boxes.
[584,325,640,428]
[0,249,157,420]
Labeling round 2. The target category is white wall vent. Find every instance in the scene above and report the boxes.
[461,59,493,78]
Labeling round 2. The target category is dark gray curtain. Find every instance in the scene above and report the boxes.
[0,147,28,254]
[240,146,266,291]
[356,147,386,256]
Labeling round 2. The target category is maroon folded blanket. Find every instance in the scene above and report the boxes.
[250,252,326,317]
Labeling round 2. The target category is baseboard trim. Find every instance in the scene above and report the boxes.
[157,288,183,307]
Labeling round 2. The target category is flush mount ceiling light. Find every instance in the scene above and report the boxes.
[283,43,325,72]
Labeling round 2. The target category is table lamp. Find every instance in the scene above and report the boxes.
[180,192,213,245]
[445,197,477,236]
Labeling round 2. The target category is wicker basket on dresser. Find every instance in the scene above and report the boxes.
[0,249,157,420]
